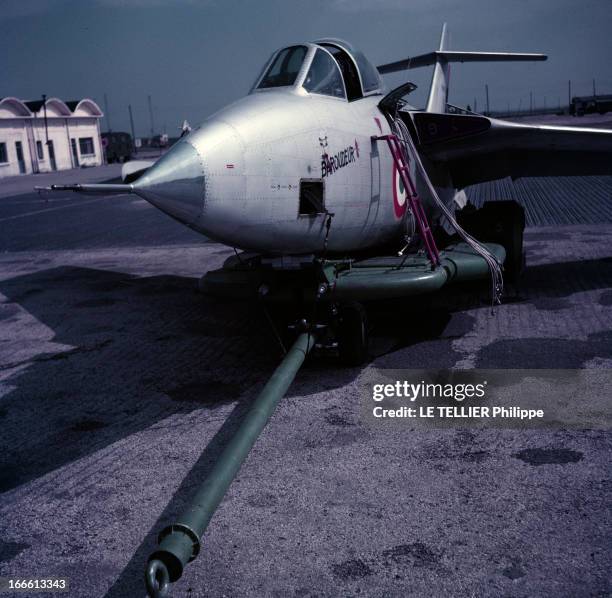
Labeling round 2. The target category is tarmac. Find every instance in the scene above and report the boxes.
[0,155,611,596]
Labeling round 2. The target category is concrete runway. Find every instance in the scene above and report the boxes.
[0,167,610,597]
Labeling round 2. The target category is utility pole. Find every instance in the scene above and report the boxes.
[568,79,571,111]
[41,93,49,144]
[485,84,490,115]
[128,104,137,155]
[148,95,155,138]
[104,93,112,132]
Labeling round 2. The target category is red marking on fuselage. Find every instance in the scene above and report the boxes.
[226,164,234,169]
[374,117,383,134]
[392,161,408,219]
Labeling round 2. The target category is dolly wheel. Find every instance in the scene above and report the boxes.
[338,302,369,366]
[504,210,525,284]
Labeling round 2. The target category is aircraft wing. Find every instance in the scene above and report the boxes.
[408,112,612,188]
[122,159,155,183]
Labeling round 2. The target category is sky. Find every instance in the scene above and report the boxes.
[1,0,610,137]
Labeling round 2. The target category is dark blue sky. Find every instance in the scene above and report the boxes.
[2,0,610,137]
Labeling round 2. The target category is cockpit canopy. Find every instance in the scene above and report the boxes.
[253,39,384,101]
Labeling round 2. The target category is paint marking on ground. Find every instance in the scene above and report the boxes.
[0,196,127,223]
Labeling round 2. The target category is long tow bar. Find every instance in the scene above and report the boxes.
[145,332,317,597]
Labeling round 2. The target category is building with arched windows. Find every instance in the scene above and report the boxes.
[0,97,104,178]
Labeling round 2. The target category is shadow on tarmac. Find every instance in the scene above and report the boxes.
[3,254,612,494]
[0,266,277,495]
[1,252,612,593]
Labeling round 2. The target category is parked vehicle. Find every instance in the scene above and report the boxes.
[570,94,612,116]
[101,131,133,163]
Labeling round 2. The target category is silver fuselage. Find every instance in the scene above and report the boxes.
[134,89,437,255]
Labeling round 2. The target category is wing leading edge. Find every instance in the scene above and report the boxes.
[407,112,612,188]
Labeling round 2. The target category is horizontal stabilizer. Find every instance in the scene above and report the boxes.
[377,51,547,74]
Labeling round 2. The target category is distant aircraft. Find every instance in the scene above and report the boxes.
[179,119,192,137]
[39,25,612,596]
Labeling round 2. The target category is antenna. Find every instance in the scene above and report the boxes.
[128,104,137,155]
[42,93,49,144]
[148,95,155,137]
[104,93,112,132]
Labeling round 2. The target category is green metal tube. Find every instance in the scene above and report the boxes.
[145,332,316,597]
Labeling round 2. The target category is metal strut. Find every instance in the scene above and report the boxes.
[372,134,441,267]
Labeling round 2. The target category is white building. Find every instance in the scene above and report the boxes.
[0,97,104,178]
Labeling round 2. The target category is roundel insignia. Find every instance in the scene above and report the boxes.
[392,162,408,219]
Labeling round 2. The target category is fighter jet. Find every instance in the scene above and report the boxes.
[42,24,612,363]
[39,25,612,596]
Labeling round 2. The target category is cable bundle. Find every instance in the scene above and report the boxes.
[392,115,504,307]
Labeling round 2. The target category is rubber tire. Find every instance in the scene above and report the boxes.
[481,201,525,284]
[458,200,525,284]
[503,209,525,284]
[337,302,369,366]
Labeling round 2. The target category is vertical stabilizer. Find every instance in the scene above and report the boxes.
[426,23,450,113]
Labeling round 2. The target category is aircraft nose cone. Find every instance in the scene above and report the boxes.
[133,140,205,226]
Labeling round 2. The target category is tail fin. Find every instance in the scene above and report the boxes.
[426,23,450,113]
[376,23,547,113]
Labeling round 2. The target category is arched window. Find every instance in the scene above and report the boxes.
[258,45,308,89]
[319,44,362,101]
[303,49,346,99]
[352,49,383,93]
